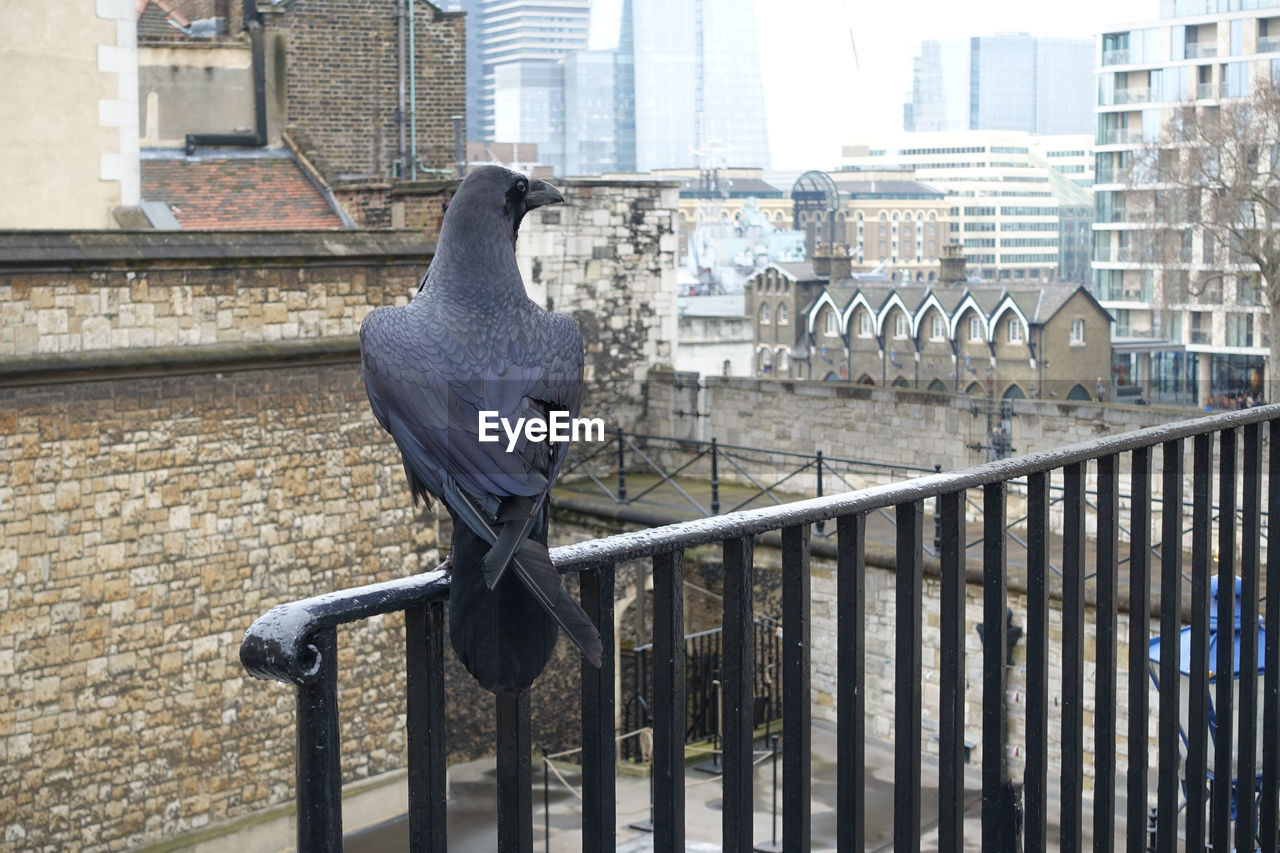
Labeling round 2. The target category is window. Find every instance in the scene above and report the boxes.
[1007,318,1023,343]
[777,303,788,324]
[759,303,770,324]
[778,348,791,372]
[859,311,872,338]
[760,348,773,374]
[825,310,839,337]
[969,316,983,341]
[894,314,908,339]
[931,314,945,341]
[1070,318,1086,344]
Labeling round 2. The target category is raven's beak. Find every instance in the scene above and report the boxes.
[525,179,564,210]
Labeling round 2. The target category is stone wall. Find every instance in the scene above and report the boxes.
[517,178,682,425]
[0,232,444,359]
[0,232,593,851]
[809,553,1158,786]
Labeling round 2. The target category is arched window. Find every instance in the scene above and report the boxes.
[759,302,771,324]
[758,347,773,374]
[778,348,790,372]
[777,303,788,324]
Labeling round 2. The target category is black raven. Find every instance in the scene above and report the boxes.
[360,165,603,693]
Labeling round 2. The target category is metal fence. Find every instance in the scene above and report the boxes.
[620,620,783,764]
[240,405,1280,852]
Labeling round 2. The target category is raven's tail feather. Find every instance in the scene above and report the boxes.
[481,498,538,589]
[448,517,603,693]
[449,520,558,693]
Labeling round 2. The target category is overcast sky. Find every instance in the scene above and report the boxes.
[755,0,1159,169]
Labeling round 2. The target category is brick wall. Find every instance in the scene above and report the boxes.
[277,0,464,184]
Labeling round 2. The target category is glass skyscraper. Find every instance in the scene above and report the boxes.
[628,0,770,170]
[906,34,1095,136]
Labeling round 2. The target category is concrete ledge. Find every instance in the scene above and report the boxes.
[0,230,434,270]
[0,337,360,386]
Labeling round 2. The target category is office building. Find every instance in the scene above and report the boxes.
[906,34,1096,136]
[840,130,1095,282]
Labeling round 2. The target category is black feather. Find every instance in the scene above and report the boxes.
[359,165,597,693]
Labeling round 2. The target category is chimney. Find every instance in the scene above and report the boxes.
[828,244,852,280]
[939,242,966,286]
[811,241,831,277]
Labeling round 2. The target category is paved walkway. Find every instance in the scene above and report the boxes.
[346,722,1127,851]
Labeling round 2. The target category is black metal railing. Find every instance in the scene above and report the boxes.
[559,429,936,517]
[240,404,1280,852]
[620,619,782,763]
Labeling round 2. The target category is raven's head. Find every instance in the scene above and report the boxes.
[447,165,564,247]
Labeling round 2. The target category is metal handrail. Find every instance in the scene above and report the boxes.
[550,406,1278,572]
[240,402,1280,853]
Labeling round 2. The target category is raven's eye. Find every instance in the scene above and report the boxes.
[516,180,527,194]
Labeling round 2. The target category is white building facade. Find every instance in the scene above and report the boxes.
[1094,0,1280,405]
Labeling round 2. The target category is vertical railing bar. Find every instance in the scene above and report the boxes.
[981,482,1008,853]
[939,490,968,853]
[721,536,755,852]
[781,524,812,851]
[405,602,447,853]
[1213,429,1237,853]
[1260,418,1280,853]
[1061,462,1085,853]
[1186,432,1214,851]
[837,512,866,853]
[1094,454,1120,853]
[894,500,924,853]
[652,550,686,853]
[1236,421,1261,851]
[496,689,533,853]
[297,626,342,853]
[1126,446,1152,853]
[1156,438,1184,853]
[1024,472,1050,853]
[580,565,616,853]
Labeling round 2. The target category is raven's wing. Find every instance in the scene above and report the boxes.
[360,303,584,514]
[361,303,600,669]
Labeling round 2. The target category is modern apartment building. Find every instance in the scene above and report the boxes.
[840,130,1095,282]
[1093,0,1280,405]
[905,34,1096,136]
[464,0,590,142]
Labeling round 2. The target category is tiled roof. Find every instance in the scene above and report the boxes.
[140,150,346,230]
